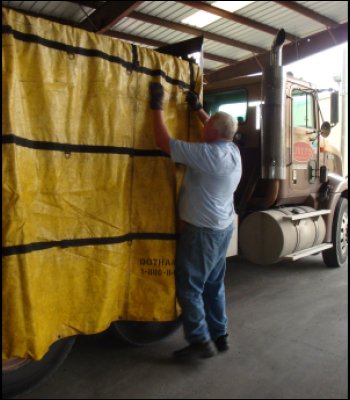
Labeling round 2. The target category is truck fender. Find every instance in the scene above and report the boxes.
[320,173,348,242]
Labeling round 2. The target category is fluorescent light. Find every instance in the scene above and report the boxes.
[182,1,255,28]
[213,1,255,13]
[182,11,220,28]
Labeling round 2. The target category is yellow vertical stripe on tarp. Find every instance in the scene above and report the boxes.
[2,7,203,360]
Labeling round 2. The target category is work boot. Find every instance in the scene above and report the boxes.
[214,334,229,352]
[173,340,217,360]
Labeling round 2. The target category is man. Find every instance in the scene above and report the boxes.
[149,82,242,360]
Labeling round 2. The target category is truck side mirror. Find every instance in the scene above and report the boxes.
[320,121,331,138]
[330,91,339,126]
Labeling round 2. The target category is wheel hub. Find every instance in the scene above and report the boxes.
[340,211,348,255]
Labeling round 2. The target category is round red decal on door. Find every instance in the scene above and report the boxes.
[293,141,314,162]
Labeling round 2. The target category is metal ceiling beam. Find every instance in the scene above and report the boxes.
[206,22,348,83]
[273,1,340,28]
[202,53,237,66]
[129,11,266,54]
[104,30,165,47]
[176,0,298,42]
[79,1,143,33]
[104,30,236,66]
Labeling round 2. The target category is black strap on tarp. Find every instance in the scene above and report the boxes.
[189,60,196,91]
[2,134,169,157]
[131,44,139,71]
[2,24,192,90]
[2,232,179,257]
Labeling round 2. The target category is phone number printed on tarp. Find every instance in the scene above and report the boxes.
[141,268,174,277]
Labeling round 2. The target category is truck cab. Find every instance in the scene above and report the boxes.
[204,74,344,213]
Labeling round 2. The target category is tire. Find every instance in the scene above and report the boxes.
[323,197,348,268]
[2,336,76,398]
[111,317,182,346]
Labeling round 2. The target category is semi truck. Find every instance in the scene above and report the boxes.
[205,29,348,268]
[2,7,347,398]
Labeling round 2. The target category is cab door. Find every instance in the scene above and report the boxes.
[290,88,320,194]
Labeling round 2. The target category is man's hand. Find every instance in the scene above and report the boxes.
[186,90,203,111]
[150,82,164,110]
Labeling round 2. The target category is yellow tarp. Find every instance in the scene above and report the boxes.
[2,7,203,360]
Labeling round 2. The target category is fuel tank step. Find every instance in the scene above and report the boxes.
[284,243,333,260]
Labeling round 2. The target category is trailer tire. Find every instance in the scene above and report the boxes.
[322,197,348,268]
[2,336,76,399]
[111,317,182,346]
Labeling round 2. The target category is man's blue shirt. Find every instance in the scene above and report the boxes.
[170,139,242,229]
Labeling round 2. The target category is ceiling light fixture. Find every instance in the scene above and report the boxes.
[182,1,255,28]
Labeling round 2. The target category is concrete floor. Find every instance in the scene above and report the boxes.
[16,254,348,399]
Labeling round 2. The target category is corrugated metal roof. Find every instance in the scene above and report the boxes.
[3,0,94,22]
[297,1,348,24]
[231,1,317,37]
[2,0,348,75]
[137,1,196,22]
[112,17,192,48]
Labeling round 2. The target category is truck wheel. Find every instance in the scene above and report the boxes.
[2,336,76,398]
[323,197,348,268]
[111,318,182,346]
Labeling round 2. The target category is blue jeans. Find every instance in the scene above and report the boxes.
[175,222,233,344]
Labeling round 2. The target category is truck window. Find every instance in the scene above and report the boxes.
[292,90,315,128]
[204,89,248,123]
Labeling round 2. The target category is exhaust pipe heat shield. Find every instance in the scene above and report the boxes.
[261,29,286,180]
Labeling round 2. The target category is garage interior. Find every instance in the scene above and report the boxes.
[2,1,348,75]
[2,1,348,399]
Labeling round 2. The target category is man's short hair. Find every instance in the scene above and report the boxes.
[211,112,238,140]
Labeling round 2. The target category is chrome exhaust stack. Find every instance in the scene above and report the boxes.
[261,29,286,179]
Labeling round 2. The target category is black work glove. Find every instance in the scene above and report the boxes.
[186,90,203,111]
[149,82,164,110]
